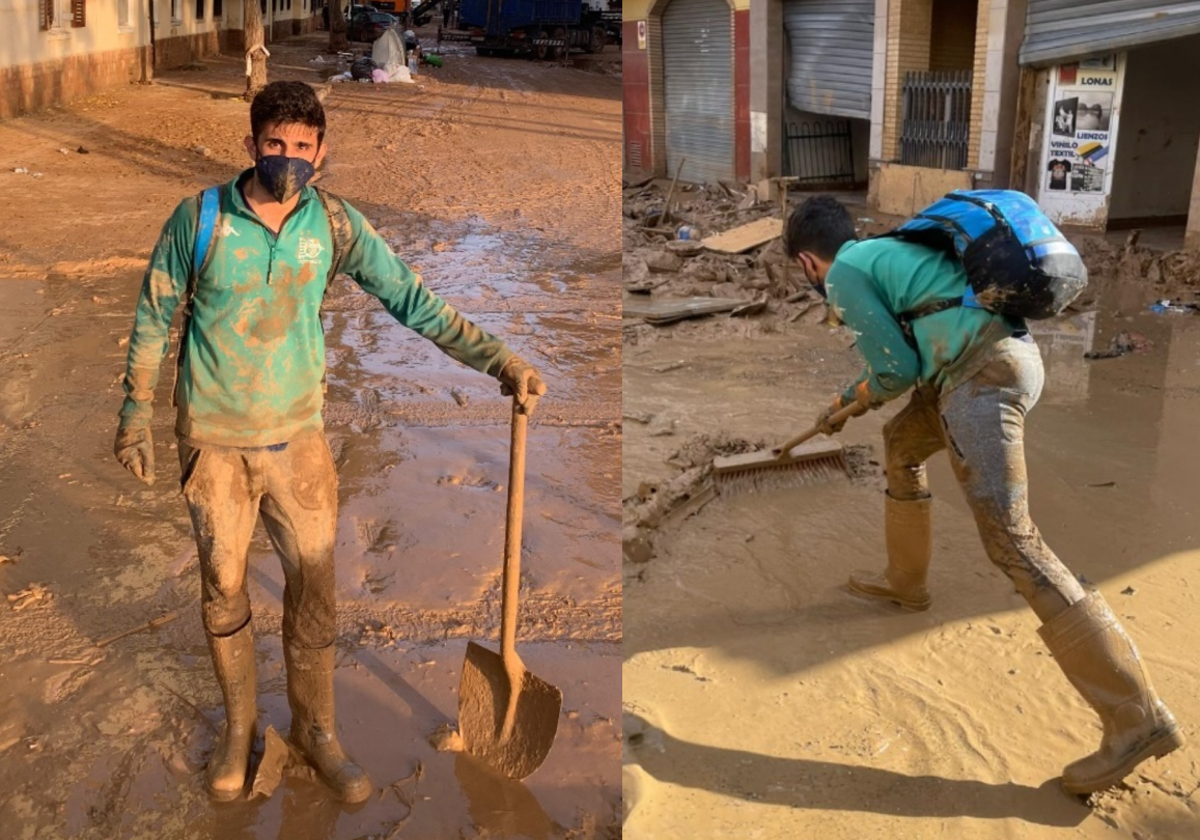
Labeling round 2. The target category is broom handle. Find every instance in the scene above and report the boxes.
[771,402,861,458]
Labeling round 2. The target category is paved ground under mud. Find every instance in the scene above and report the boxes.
[0,32,620,840]
[624,289,1200,837]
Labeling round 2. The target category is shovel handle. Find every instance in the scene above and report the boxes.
[500,395,533,668]
[770,402,860,459]
[498,395,535,742]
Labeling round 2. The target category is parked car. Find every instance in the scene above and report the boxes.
[348,10,396,42]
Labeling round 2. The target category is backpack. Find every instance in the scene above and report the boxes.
[890,190,1088,335]
[170,184,354,406]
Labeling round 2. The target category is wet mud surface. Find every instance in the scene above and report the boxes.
[623,296,1200,837]
[0,32,620,840]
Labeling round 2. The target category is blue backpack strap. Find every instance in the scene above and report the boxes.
[193,186,221,286]
[173,186,220,408]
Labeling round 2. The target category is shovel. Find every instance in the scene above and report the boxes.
[458,395,562,780]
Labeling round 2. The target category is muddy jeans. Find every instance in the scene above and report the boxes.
[179,432,339,648]
[883,336,1086,621]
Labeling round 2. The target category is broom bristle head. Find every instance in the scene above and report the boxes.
[713,453,851,496]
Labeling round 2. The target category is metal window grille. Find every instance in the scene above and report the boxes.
[899,69,971,170]
[784,120,856,186]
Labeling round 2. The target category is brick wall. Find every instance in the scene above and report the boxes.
[623,20,652,175]
[929,0,975,71]
[734,8,749,180]
[0,46,150,120]
[883,0,932,161]
[647,14,666,178]
[967,0,989,170]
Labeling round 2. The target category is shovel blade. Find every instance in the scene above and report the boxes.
[458,641,562,780]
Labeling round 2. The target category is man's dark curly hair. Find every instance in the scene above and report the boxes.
[250,81,326,145]
[784,195,857,261]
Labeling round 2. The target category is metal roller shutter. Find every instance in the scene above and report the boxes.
[783,0,874,119]
[1021,0,1200,67]
[663,0,734,184]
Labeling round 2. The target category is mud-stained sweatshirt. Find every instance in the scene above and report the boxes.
[119,170,513,447]
[825,238,1016,407]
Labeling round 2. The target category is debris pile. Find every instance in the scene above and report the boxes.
[1076,233,1200,304]
[621,433,767,571]
[623,179,832,328]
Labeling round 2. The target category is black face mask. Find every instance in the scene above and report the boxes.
[799,256,826,298]
[255,153,315,203]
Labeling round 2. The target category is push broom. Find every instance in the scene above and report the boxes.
[711,402,859,494]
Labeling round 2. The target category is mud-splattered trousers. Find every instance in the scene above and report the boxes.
[883,335,1086,621]
[179,433,339,646]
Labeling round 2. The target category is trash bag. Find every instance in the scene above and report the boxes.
[372,28,407,75]
[351,57,377,81]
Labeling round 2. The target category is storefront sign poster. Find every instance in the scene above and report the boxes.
[1046,90,1113,194]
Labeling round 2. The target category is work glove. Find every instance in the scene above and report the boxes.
[814,394,869,436]
[114,425,155,486]
[498,355,547,416]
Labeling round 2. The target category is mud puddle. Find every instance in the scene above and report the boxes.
[623,304,1200,838]
[11,638,620,840]
[324,220,621,415]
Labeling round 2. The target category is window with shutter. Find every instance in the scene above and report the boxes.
[40,0,53,30]
[71,0,85,27]
[214,0,223,16]
[196,0,205,19]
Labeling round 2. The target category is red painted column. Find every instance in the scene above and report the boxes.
[623,21,653,176]
[734,9,751,182]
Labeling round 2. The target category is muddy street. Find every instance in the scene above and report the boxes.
[622,217,1200,836]
[0,33,620,839]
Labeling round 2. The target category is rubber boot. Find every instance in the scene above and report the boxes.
[1038,592,1184,794]
[848,494,933,611]
[204,623,258,801]
[284,642,373,803]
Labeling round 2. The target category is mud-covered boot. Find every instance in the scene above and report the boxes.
[848,494,933,611]
[284,642,372,803]
[1039,592,1184,794]
[204,623,258,801]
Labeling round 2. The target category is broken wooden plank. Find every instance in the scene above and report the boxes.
[702,217,784,255]
[623,296,741,325]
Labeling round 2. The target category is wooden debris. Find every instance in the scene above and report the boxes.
[702,218,784,254]
[96,598,196,647]
[623,297,741,325]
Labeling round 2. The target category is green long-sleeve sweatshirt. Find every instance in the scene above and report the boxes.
[120,170,513,447]
[825,238,1016,407]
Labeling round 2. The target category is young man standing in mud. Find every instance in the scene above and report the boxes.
[113,80,545,803]
[785,196,1182,795]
